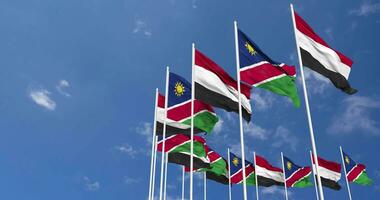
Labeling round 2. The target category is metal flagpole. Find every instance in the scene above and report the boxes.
[159,67,170,200]
[148,89,159,200]
[280,152,289,200]
[253,152,259,200]
[310,150,320,200]
[164,153,168,200]
[204,172,207,200]
[233,20,248,200]
[151,136,158,200]
[290,4,325,200]
[340,146,353,200]
[190,43,195,200]
[182,166,185,200]
[228,148,232,200]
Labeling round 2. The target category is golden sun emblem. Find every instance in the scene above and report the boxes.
[287,161,292,170]
[232,157,239,166]
[245,42,257,56]
[345,156,350,164]
[174,82,185,96]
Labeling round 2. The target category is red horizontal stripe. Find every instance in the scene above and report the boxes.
[208,151,221,163]
[294,11,353,67]
[231,165,255,184]
[193,135,206,145]
[167,99,214,121]
[286,167,311,187]
[312,156,341,173]
[256,155,283,172]
[158,93,165,108]
[157,134,189,152]
[347,164,365,182]
[195,49,251,99]
[241,63,286,85]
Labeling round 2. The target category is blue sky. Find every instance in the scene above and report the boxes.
[0,0,380,199]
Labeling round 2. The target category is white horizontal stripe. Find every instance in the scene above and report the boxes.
[256,165,284,183]
[296,30,351,79]
[253,74,287,87]
[240,61,269,72]
[175,151,210,163]
[195,65,252,113]
[313,164,341,182]
[156,107,190,129]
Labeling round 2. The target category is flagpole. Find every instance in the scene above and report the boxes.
[164,153,168,200]
[290,4,325,200]
[190,43,195,200]
[280,152,289,200]
[253,152,259,200]
[159,67,170,200]
[340,146,353,200]
[151,136,158,200]
[148,89,159,200]
[310,150,320,200]
[182,166,185,200]
[234,20,248,200]
[204,172,207,200]
[228,148,232,200]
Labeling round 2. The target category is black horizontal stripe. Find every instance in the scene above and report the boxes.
[257,176,284,187]
[168,152,211,170]
[156,122,203,136]
[300,48,357,95]
[314,175,341,190]
[195,83,251,122]
[206,172,229,185]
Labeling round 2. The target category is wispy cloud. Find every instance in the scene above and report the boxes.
[29,88,56,111]
[133,19,152,37]
[251,90,275,111]
[325,27,333,40]
[350,1,380,16]
[114,143,138,158]
[213,119,223,134]
[272,126,299,152]
[301,68,330,94]
[261,187,292,198]
[124,177,141,184]
[191,0,198,9]
[244,123,269,140]
[56,79,71,97]
[328,96,380,135]
[83,176,100,191]
[136,122,153,144]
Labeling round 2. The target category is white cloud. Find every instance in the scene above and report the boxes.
[133,19,152,37]
[272,126,299,152]
[29,88,56,111]
[328,96,380,135]
[350,1,380,16]
[301,68,330,94]
[83,176,100,191]
[251,90,275,111]
[325,27,333,40]
[244,123,269,140]
[136,122,153,143]
[213,119,223,134]
[191,0,197,9]
[56,79,71,97]
[261,187,292,198]
[115,143,138,158]
[124,177,141,184]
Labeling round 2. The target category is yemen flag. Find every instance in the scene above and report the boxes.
[255,154,284,187]
[238,29,301,107]
[312,156,342,190]
[229,152,256,185]
[194,49,252,122]
[157,134,211,170]
[186,146,229,185]
[343,151,373,186]
[283,156,313,188]
[294,11,357,94]
[156,72,219,136]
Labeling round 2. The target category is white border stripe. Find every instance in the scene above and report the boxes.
[256,165,284,183]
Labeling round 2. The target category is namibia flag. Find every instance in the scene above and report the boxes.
[283,156,313,188]
[342,151,372,186]
[156,72,219,136]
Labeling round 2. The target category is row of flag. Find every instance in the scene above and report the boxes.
[157,133,373,189]
[148,4,367,200]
